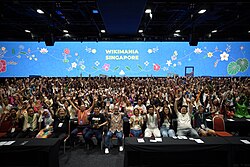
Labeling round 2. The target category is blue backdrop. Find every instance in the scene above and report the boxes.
[0,41,249,77]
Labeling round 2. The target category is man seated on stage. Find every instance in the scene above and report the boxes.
[68,95,96,146]
[104,105,125,154]
[16,107,40,138]
[174,96,199,138]
[144,105,161,138]
[194,105,216,136]
[84,106,107,149]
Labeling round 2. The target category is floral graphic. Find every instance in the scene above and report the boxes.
[144,61,149,66]
[92,49,97,54]
[80,65,86,70]
[64,48,70,55]
[240,46,244,50]
[173,63,177,67]
[0,60,7,72]
[147,46,159,54]
[177,61,182,66]
[85,46,97,54]
[194,48,202,54]
[162,67,169,71]
[95,61,100,66]
[153,64,160,71]
[71,62,77,68]
[207,52,213,58]
[227,62,240,75]
[1,47,6,51]
[171,55,177,61]
[166,60,172,66]
[236,58,249,72]
[220,52,229,61]
[75,52,79,56]
[40,48,48,54]
[102,63,110,71]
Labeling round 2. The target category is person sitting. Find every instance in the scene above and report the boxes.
[129,108,144,137]
[159,106,176,137]
[16,107,40,138]
[68,96,96,146]
[144,105,161,138]
[84,106,107,149]
[194,105,216,136]
[36,109,54,138]
[174,96,199,138]
[104,105,125,154]
[50,108,70,140]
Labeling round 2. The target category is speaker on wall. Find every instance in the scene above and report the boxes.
[44,33,55,46]
[189,33,198,46]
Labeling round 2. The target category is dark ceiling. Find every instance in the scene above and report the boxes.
[0,0,250,42]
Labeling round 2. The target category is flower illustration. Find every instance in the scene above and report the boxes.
[102,63,110,71]
[153,64,160,71]
[91,49,97,54]
[177,61,182,66]
[227,62,240,75]
[75,52,79,56]
[220,52,229,61]
[144,61,149,66]
[40,48,48,54]
[95,61,100,66]
[171,55,177,61]
[173,50,178,56]
[64,48,70,55]
[207,52,213,58]
[194,48,202,54]
[80,65,86,70]
[162,67,169,71]
[1,47,6,51]
[147,49,153,54]
[173,63,177,67]
[166,60,172,66]
[0,60,7,72]
[71,62,77,68]
[236,58,249,72]
[240,46,244,50]
[17,55,21,59]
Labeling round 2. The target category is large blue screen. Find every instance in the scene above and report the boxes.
[0,41,249,77]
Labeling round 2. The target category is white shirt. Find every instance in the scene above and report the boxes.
[177,112,192,130]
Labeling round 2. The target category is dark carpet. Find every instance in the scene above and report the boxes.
[59,144,124,167]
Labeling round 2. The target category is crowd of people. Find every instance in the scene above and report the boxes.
[0,76,249,154]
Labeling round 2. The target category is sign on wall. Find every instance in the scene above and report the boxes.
[0,41,249,77]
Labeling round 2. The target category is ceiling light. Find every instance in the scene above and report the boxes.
[145,9,151,14]
[138,29,143,33]
[25,30,31,33]
[198,9,206,14]
[248,30,250,33]
[175,30,180,33]
[37,9,44,14]
[149,13,153,19]
[64,33,70,37]
[63,30,68,33]
[174,33,180,37]
[101,30,105,33]
[212,30,217,33]
[92,10,99,14]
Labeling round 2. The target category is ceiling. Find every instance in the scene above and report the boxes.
[0,0,250,43]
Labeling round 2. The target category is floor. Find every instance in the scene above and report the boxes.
[59,143,124,167]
